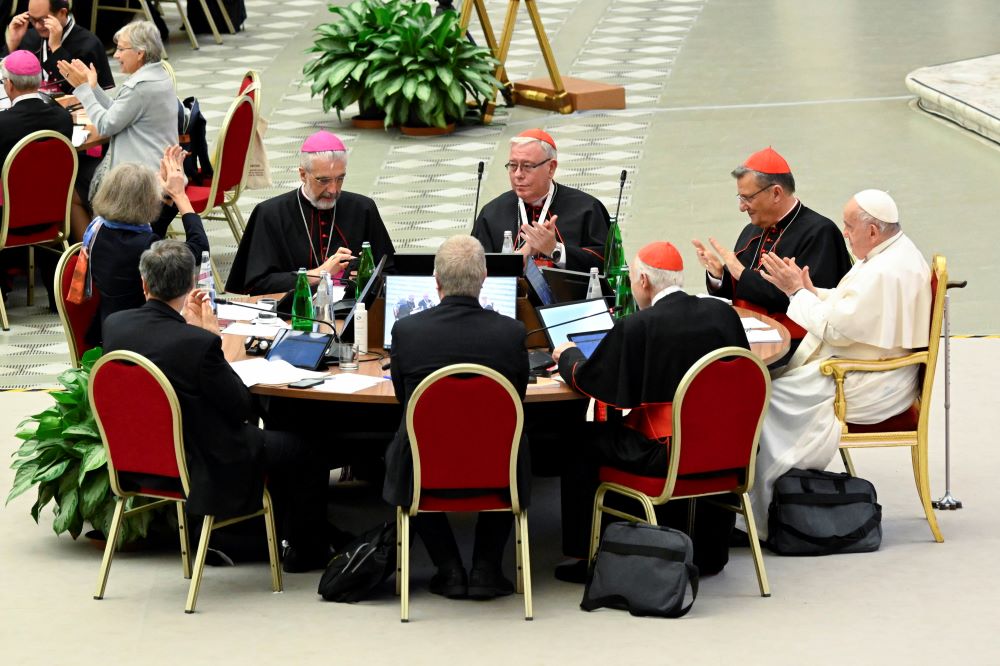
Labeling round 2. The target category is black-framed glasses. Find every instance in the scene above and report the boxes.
[736,183,774,205]
[504,158,551,174]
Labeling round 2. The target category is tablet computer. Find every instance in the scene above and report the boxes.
[524,259,556,306]
[534,298,615,349]
[567,330,609,359]
[266,329,334,370]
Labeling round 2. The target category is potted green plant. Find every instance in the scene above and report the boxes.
[367,2,500,134]
[7,347,167,546]
[303,0,408,128]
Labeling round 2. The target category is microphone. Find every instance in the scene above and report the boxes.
[472,160,485,224]
[215,298,340,342]
[613,169,627,223]
[524,305,623,338]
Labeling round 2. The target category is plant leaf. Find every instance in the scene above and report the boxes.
[32,459,71,484]
[79,472,110,517]
[77,445,107,485]
[52,488,78,535]
[31,483,55,523]
[6,462,39,504]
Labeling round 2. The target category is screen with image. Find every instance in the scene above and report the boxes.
[535,299,615,349]
[567,330,609,359]
[383,275,518,348]
[266,330,333,370]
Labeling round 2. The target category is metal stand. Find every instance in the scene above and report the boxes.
[933,280,967,511]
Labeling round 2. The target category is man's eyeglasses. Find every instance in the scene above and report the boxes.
[28,16,50,26]
[504,158,551,174]
[308,173,345,186]
[736,183,774,205]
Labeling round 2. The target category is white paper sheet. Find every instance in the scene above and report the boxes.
[312,373,388,393]
[745,328,784,343]
[221,322,286,338]
[72,126,89,147]
[218,302,260,321]
[741,317,772,330]
[230,358,327,387]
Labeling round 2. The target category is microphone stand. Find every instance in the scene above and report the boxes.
[613,169,627,222]
[473,160,485,224]
[215,298,341,343]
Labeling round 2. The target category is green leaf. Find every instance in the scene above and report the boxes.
[6,462,39,504]
[435,65,454,87]
[402,77,418,101]
[415,81,432,103]
[32,459,72,484]
[324,58,361,89]
[31,483,55,523]
[77,445,107,485]
[63,423,100,439]
[79,471,110,517]
[52,488,78,535]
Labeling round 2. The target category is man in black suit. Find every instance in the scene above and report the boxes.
[3,0,113,94]
[102,240,333,573]
[552,241,751,580]
[384,235,530,599]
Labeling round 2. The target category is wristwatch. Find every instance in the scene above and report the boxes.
[549,245,563,263]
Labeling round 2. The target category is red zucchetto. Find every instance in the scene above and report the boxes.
[512,128,556,150]
[637,241,683,271]
[742,147,791,174]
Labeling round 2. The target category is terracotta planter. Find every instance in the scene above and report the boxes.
[400,122,456,137]
[351,115,387,130]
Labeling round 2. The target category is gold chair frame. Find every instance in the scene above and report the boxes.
[0,130,75,330]
[89,350,283,613]
[90,0,233,51]
[588,346,772,597]
[820,254,947,543]
[396,363,532,622]
[53,243,86,368]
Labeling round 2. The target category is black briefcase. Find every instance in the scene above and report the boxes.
[767,468,882,556]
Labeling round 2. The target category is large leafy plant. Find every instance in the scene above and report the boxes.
[303,0,500,128]
[7,347,162,545]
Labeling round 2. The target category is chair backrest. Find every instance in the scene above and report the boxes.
[238,70,260,102]
[161,59,178,90]
[406,364,524,513]
[205,94,255,208]
[1,130,77,249]
[659,346,771,500]
[89,351,190,499]
[916,255,947,435]
[54,243,101,369]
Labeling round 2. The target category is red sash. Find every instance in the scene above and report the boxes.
[623,403,673,442]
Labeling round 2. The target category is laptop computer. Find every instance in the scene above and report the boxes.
[540,266,614,304]
[534,298,615,349]
[567,330,610,359]
[392,252,524,277]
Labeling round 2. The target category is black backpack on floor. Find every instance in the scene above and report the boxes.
[318,521,397,602]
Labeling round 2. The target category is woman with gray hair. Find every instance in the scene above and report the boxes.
[83,146,209,345]
[57,20,177,240]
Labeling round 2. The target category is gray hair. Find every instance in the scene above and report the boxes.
[300,150,348,172]
[731,165,796,196]
[854,205,901,235]
[633,256,683,293]
[91,162,162,226]
[139,240,196,301]
[115,21,164,63]
[510,136,557,161]
[434,235,486,298]
[1,65,40,92]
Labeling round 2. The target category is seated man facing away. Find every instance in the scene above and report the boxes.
[751,190,931,537]
[383,235,530,600]
[226,130,396,295]
[102,240,334,573]
[552,242,750,581]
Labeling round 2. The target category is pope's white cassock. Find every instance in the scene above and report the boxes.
[750,231,931,538]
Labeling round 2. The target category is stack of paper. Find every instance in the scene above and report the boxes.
[230,358,327,387]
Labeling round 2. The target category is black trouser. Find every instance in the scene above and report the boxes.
[413,512,513,571]
[261,429,329,554]
[560,422,734,575]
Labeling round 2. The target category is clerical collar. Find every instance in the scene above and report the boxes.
[751,199,802,270]
[11,92,45,106]
[651,285,683,306]
[863,230,903,263]
[296,186,337,268]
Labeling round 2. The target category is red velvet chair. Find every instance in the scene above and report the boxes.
[397,364,531,622]
[0,130,75,330]
[588,346,772,597]
[820,254,947,543]
[53,243,101,369]
[89,351,282,613]
[238,70,261,101]
[183,94,255,243]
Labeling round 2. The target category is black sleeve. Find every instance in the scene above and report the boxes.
[198,335,254,424]
[180,213,210,262]
[363,200,396,274]
[225,204,298,295]
[471,209,500,252]
[563,200,610,273]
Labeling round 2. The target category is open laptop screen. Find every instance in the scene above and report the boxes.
[534,298,615,349]
[383,275,518,348]
[567,330,609,359]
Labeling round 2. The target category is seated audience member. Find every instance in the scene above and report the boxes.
[472,129,609,272]
[383,235,529,599]
[102,239,332,572]
[225,130,396,295]
[749,190,931,536]
[2,0,114,94]
[552,241,749,580]
[0,49,72,306]
[692,147,852,358]
[85,147,208,344]
[57,20,176,239]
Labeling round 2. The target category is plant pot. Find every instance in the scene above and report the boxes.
[400,122,456,137]
[351,115,387,130]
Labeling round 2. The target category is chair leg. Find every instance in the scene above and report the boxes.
[176,502,191,579]
[171,0,202,49]
[514,512,524,595]
[94,496,127,599]
[0,295,9,331]
[395,507,402,596]
[588,486,607,564]
[26,246,35,306]
[198,0,224,44]
[213,0,237,34]
[840,447,857,476]
[912,442,944,543]
[222,203,243,243]
[640,493,657,525]
[185,515,214,613]
[400,511,410,623]
[517,511,533,621]
[740,493,771,598]
[262,489,283,591]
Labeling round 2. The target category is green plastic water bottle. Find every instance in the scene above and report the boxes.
[356,242,375,294]
[613,269,636,319]
[291,268,314,331]
[603,216,625,281]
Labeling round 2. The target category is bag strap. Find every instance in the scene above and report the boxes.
[776,509,882,551]
[778,492,873,506]
[600,541,687,561]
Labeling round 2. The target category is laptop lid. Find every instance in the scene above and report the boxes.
[340,254,387,343]
[266,329,333,370]
[567,330,609,359]
[540,266,613,304]
[392,252,524,277]
[524,259,556,306]
[534,298,615,349]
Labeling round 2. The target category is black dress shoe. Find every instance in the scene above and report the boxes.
[282,545,334,573]
[729,528,751,548]
[468,566,514,599]
[429,566,468,599]
[554,559,589,584]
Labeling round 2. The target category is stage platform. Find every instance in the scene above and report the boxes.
[907,53,1000,145]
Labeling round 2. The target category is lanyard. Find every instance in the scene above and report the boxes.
[515,182,555,250]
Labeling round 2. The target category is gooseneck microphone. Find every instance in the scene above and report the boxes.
[472,160,485,224]
[215,298,341,342]
[614,169,627,223]
[524,305,623,339]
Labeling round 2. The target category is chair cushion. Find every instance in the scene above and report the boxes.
[847,401,919,433]
[185,184,211,213]
[418,496,512,512]
[599,466,743,498]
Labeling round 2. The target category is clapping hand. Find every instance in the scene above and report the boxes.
[158,145,193,214]
[183,289,219,334]
[758,252,815,297]
[56,58,97,89]
[520,214,559,257]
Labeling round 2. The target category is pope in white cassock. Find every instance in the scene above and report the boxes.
[749,189,931,538]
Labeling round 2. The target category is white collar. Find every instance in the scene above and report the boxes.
[11,92,45,105]
[863,230,903,262]
[651,285,683,306]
